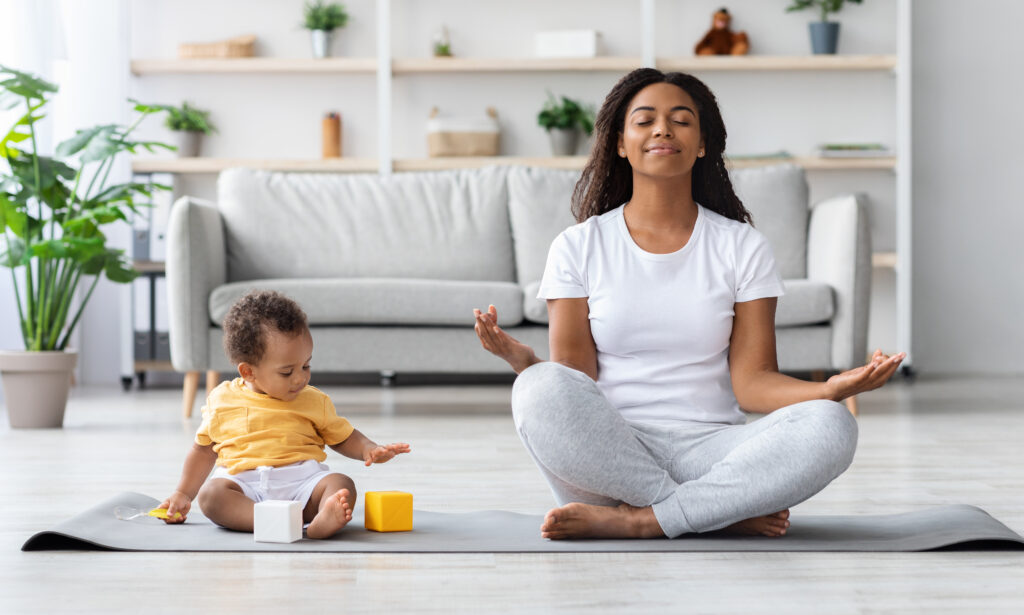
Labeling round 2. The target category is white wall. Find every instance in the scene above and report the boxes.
[2,0,1021,386]
[912,1,1024,374]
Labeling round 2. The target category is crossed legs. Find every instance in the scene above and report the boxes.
[197,472,357,539]
[511,362,858,539]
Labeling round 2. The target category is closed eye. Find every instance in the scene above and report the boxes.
[280,371,292,377]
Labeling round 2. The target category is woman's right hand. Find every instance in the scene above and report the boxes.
[474,304,540,374]
[160,491,192,524]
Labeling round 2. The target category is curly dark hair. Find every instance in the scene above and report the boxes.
[222,290,308,365]
[571,67,752,225]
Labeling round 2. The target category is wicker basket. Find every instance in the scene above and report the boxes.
[426,107,500,157]
[178,34,257,59]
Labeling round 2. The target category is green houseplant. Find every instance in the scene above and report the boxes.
[162,101,216,157]
[537,93,595,156]
[0,65,171,427]
[786,0,864,54]
[303,1,350,59]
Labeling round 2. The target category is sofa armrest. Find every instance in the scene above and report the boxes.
[167,196,226,372]
[807,193,871,371]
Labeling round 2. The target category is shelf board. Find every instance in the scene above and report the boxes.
[133,360,175,372]
[394,156,588,171]
[657,55,897,72]
[731,156,897,170]
[132,158,379,174]
[131,55,895,75]
[132,260,166,274]
[392,57,642,74]
[130,58,377,75]
[131,155,895,174]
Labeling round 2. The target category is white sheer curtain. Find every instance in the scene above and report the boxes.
[0,0,132,387]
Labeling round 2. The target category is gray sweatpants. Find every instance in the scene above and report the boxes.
[511,362,859,538]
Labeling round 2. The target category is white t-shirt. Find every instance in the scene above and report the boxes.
[537,204,785,426]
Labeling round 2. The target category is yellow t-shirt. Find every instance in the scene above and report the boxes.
[196,378,355,474]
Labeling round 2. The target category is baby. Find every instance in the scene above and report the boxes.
[161,289,410,539]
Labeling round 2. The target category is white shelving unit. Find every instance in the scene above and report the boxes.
[128,0,913,370]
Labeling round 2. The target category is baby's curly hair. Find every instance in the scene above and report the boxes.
[222,290,308,365]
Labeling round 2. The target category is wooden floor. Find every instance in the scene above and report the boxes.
[2,375,1023,613]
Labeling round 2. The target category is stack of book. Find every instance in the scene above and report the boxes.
[818,143,892,158]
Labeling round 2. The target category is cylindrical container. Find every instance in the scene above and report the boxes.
[322,112,341,158]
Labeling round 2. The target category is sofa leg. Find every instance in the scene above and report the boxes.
[206,370,220,396]
[183,371,200,419]
[844,394,859,417]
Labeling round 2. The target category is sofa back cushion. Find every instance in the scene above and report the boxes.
[507,166,580,286]
[730,164,809,280]
[217,166,515,282]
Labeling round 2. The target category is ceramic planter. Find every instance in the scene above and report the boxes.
[809,22,840,55]
[311,29,334,59]
[174,130,202,157]
[548,128,581,156]
[0,350,77,428]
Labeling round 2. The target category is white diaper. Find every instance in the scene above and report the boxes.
[210,459,333,506]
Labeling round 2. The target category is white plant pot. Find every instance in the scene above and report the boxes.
[0,350,77,428]
[175,131,202,157]
[311,29,334,59]
[548,128,581,156]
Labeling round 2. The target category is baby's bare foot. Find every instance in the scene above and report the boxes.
[306,489,352,539]
[540,503,665,540]
[723,509,790,537]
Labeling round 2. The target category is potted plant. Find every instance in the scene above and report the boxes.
[537,93,595,156]
[786,0,863,55]
[0,65,171,428]
[303,1,349,59]
[163,101,215,158]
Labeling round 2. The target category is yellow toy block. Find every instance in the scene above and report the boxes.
[364,491,413,532]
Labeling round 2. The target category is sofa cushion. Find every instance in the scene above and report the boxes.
[777,279,834,327]
[521,278,833,327]
[507,166,580,286]
[209,278,524,327]
[217,166,515,283]
[730,164,809,280]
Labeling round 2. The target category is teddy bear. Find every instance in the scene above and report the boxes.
[694,8,749,56]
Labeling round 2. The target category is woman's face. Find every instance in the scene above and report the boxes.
[617,82,704,179]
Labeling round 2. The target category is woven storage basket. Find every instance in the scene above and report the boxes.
[426,107,500,157]
[178,34,256,59]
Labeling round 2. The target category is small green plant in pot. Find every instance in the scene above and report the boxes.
[0,65,172,428]
[537,93,595,156]
[786,0,863,55]
[303,1,349,59]
[162,101,216,158]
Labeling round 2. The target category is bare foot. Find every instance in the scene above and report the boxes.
[722,509,790,537]
[306,489,352,539]
[540,503,665,540]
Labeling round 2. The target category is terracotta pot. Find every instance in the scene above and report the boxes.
[0,350,77,428]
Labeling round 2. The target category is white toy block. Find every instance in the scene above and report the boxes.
[254,500,303,543]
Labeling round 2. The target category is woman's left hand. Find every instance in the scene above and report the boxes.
[826,349,906,401]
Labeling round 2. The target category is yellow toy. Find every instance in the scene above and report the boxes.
[364,491,413,532]
[114,506,183,521]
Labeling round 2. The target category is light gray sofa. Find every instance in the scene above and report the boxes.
[167,164,869,415]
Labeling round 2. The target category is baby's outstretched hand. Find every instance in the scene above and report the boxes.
[363,442,411,466]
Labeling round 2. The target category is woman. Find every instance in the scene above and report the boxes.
[473,68,904,540]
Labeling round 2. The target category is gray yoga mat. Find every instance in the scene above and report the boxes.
[22,492,1024,552]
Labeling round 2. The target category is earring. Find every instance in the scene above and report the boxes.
[698,150,704,157]
[619,149,626,157]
